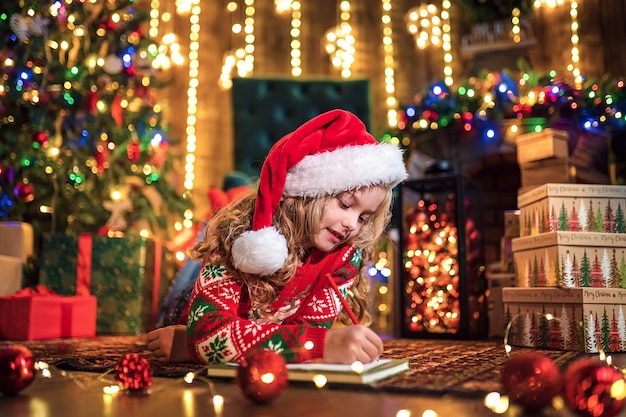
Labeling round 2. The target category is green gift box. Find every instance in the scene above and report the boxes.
[39,233,170,335]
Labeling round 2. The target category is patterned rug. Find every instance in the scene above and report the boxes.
[8,336,582,396]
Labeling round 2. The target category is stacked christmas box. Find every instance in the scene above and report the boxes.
[516,129,571,194]
[0,222,33,296]
[502,182,626,353]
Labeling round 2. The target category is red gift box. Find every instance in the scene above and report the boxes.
[0,286,97,341]
[61,296,97,338]
[0,295,62,341]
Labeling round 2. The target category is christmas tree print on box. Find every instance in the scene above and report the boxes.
[517,183,626,237]
[512,232,626,288]
[502,287,626,353]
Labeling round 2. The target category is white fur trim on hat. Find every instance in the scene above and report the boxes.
[231,226,288,276]
[283,142,407,197]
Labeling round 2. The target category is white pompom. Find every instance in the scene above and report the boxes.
[232,227,288,276]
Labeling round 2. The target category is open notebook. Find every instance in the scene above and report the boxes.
[206,358,410,385]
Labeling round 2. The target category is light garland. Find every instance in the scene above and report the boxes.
[290,1,302,77]
[149,0,160,39]
[533,0,579,86]
[182,0,201,228]
[219,1,254,89]
[275,0,293,13]
[441,0,453,87]
[569,1,581,88]
[323,1,354,78]
[338,1,353,79]
[243,0,255,74]
[511,7,521,43]
[381,0,397,128]
[406,3,441,50]
[405,1,453,87]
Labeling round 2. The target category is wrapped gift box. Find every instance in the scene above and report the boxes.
[0,295,62,340]
[61,296,97,338]
[502,287,626,353]
[0,222,34,295]
[503,210,521,239]
[0,293,96,340]
[39,233,170,335]
[486,270,515,338]
[0,222,34,262]
[516,128,569,164]
[519,158,573,189]
[518,183,626,236]
[512,231,626,288]
[0,254,22,296]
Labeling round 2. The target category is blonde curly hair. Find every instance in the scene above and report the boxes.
[190,186,393,326]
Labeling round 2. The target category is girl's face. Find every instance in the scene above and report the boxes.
[311,186,387,253]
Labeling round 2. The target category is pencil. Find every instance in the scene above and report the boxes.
[325,273,359,325]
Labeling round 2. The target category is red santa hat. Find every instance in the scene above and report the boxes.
[231,109,408,276]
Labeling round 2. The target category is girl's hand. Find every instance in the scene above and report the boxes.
[323,325,384,364]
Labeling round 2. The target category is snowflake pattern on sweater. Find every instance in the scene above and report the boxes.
[186,244,361,363]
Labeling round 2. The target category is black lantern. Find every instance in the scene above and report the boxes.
[396,170,488,339]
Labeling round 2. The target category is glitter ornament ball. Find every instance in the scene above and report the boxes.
[0,345,36,396]
[500,351,563,412]
[236,349,288,404]
[114,354,153,393]
[562,357,626,417]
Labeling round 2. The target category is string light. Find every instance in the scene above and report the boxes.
[338,1,353,78]
[533,0,566,7]
[441,0,453,87]
[243,0,255,74]
[406,3,441,50]
[275,0,293,13]
[511,7,521,43]
[290,1,302,77]
[381,0,397,128]
[219,1,254,89]
[323,1,354,78]
[149,0,160,39]
[533,0,578,85]
[182,0,200,228]
[569,1,581,88]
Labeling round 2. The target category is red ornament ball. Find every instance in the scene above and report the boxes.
[500,351,563,412]
[562,357,625,417]
[13,182,35,203]
[0,344,36,396]
[236,349,288,404]
[31,131,49,146]
[114,354,153,393]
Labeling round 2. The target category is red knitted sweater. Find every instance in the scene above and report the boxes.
[186,244,362,364]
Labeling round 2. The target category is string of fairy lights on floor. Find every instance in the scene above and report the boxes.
[381,0,397,128]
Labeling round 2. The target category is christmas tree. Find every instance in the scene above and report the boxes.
[0,0,193,253]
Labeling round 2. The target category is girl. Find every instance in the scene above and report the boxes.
[147,109,407,365]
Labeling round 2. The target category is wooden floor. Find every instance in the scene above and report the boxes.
[0,369,608,417]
